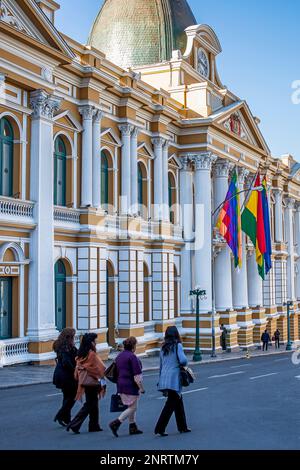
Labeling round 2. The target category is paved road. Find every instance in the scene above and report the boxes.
[1,353,300,450]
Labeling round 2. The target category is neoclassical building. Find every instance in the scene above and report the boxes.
[0,0,299,365]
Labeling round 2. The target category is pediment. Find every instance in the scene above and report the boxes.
[137,142,154,159]
[101,128,122,147]
[215,101,270,154]
[0,0,74,60]
[168,154,181,169]
[54,110,83,132]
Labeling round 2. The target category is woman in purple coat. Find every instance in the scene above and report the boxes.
[109,337,145,437]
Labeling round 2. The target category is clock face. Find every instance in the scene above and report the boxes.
[197,49,209,78]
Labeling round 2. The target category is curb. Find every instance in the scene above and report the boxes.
[0,349,294,390]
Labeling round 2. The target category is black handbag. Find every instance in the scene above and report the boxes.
[110,394,128,413]
[105,361,118,383]
[176,344,195,388]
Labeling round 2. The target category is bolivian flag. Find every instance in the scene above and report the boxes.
[241,174,272,279]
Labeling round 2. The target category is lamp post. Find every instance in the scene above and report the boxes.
[285,301,293,351]
[190,287,207,362]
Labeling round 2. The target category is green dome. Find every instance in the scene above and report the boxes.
[88,0,197,69]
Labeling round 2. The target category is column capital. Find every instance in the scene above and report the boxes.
[237,166,250,184]
[151,137,166,148]
[285,197,296,209]
[93,109,103,123]
[119,124,134,136]
[190,152,217,171]
[273,187,283,198]
[180,156,191,171]
[213,159,234,178]
[30,89,61,120]
[79,105,95,120]
[131,126,139,139]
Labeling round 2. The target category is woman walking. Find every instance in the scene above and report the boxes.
[154,326,191,436]
[53,328,78,427]
[109,337,145,437]
[66,333,106,434]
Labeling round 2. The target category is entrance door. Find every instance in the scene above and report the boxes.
[0,277,12,339]
[55,261,66,332]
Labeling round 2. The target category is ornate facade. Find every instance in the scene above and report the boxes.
[0,0,299,365]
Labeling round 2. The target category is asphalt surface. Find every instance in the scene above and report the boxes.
[1,353,300,450]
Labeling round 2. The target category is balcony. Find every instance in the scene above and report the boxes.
[0,196,35,225]
[54,206,81,226]
[0,338,29,366]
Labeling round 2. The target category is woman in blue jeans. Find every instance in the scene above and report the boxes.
[155,326,191,436]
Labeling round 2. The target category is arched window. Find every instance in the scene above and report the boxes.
[101,151,109,207]
[0,118,14,197]
[55,260,66,332]
[168,172,177,224]
[54,137,67,206]
[138,162,143,206]
[0,277,12,339]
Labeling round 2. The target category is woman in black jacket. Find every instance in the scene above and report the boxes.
[53,328,78,427]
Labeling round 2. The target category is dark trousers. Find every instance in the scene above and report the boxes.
[69,386,100,432]
[55,384,77,424]
[155,390,188,433]
[263,341,269,351]
[275,339,280,349]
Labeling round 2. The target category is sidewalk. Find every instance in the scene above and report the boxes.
[0,347,296,390]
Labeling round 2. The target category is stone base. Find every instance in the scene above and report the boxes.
[277,314,288,343]
[237,309,254,349]
[251,307,267,346]
[218,310,240,350]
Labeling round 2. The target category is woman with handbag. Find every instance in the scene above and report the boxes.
[109,337,145,437]
[52,328,78,427]
[66,333,106,434]
[154,326,191,437]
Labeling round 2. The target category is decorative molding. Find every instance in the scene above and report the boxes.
[30,90,61,120]
[93,109,103,123]
[131,127,139,139]
[41,67,53,83]
[0,73,5,98]
[190,152,217,171]
[285,197,296,210]
[213,158,233,178]
[78,105,95,121]
[151,137,166,148]
[180,156,191,171]
[237,167,250,185]
[119,124,134,137]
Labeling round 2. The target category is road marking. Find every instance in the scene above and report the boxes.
[231,364,252,369]
[249,373,278,380]
[46,393,62,397]
[157,388,208,399]
[274,358,289,362]
[208,371,245,379]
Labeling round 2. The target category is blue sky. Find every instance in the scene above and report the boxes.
[56,0,300,159]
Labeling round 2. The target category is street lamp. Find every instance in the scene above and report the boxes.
[284,301,293,351]
[190,287,207,362]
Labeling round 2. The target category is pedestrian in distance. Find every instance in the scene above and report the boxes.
[154,326,191,437]
[261,329,271,351]
[220,324,227,351]
[66,333,106,434]
[109,337,145,437]
[274,329,281,349]
[53,328,78,427]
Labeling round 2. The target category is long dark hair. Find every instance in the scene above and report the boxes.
[161,326,182,356]
[77,333,97,359]
[53,328,76,354]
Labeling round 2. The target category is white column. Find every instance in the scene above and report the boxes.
[232,168,249,309]
[152,137,164,221]
[213,159,234,311]
[72,277,77,329]
[79,106,94,207]
[130,127,139,215]
[27,90,61,340]
[73,133,78,208]
[180,157,193,314]
[162,140,170,222]
[295,204,300,300]
[247,250,263,307]
[19,264,25,337]
[285,198,296,301]
[21,113,28,200]
[0,73,4,98]
[119,125,133,215]
[274,189,283,243]
[92,110,102,209]
[193,152,217,313]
